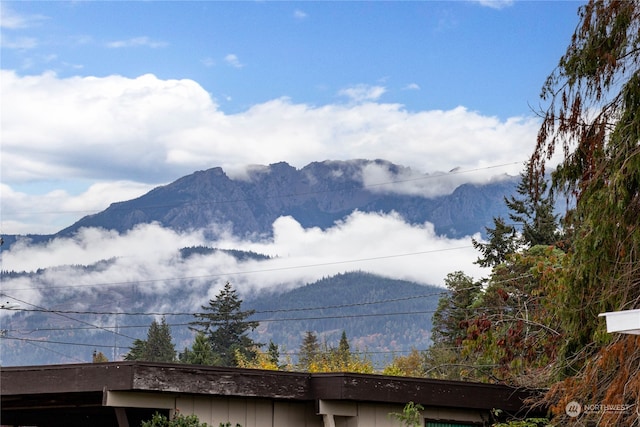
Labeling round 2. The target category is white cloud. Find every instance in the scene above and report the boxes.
[1,71,217,183]
[0,4,47,29]
[1,71,543,233]
[0,35,38,50]
[3,223,204,273]
[338,84,386,103]
[1,181,156,234]
[201,57,215,67]
[217,212,486,289]
[473,0,514,10]
[403,83,420,91]
[0,213,486,316]
[224,53,244,68]
[293,9,308,20]
[359,161,514,198]
[106,36,168,49]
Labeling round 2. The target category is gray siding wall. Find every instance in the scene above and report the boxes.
[174,395,323,427]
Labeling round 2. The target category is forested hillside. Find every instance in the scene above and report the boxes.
[245,271,441,364]
[0,261,441,367]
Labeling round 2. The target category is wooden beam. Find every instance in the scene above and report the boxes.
[104,391,175,409]
[114,407,130,427]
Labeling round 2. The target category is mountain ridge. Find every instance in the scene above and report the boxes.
[49,159,516,241]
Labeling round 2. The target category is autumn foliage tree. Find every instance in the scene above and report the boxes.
[529,1,640,425]
[428,145,564,386]
[460,245,565,386]
[383,348,425,378]
[235,341,286,371]
[427,245,565,387]
[296,331,373,374]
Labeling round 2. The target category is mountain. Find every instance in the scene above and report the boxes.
[1,159,519,367]
[245,271,442,364]
[54,159,517,240]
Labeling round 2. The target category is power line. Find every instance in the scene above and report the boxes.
[0,272,536,345]
[14,336,86,363]
[1,335,127,348]
[2,290,448,317]
[254,310,437,322]
[0,273,534,331]
[2,293,137,341]
[1,333,428,360]
[5,309,438,334]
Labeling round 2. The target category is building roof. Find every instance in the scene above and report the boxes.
[1,362,544,425]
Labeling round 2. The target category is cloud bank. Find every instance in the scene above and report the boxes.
[1,71,540,233]
[0,213,486,316]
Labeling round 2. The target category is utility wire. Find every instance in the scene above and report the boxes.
[5,310,439,334]
[1,335,120,349]
[2,333,433,360]
[0,273,534,331]
[16,336,85,363]
[0,271,536,345]
[2,290,448,317]
[2,293,137,341]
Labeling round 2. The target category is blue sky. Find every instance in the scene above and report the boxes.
[0,1,589,327]
[3,1,580,118]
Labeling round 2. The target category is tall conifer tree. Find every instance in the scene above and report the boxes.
[125,317,176,362]
[190,282,261,367]
[297,330,320,371]
[143,317,176,363]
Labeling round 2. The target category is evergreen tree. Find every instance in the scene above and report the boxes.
[473,164,561,268]
[337,331,350,364]
[124,338,147,361]
[430,271,481,346]
[143,317,176,362]
[266,340,281,368]
[311,334,373,374]
[124,318,176,362]
[189,282,261,367]
[505,163,560,248]
[471,217,518,268]
[297,330,320,371]
[424,271,482,380]
[180,332,216,365]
